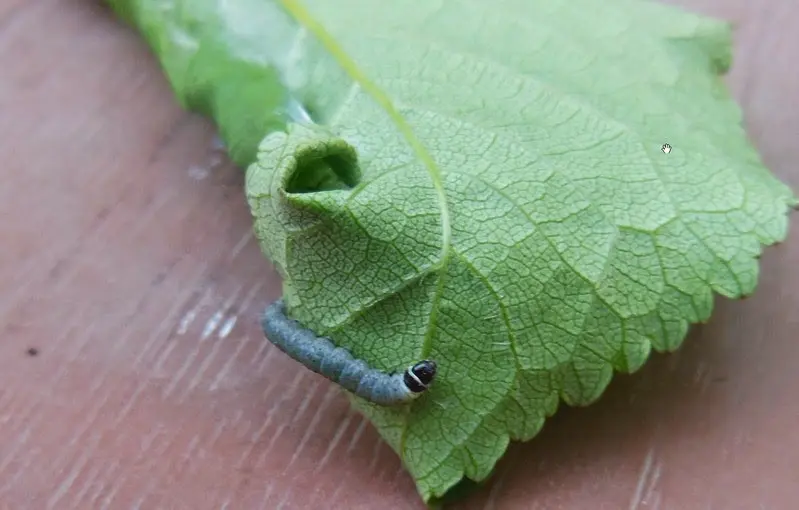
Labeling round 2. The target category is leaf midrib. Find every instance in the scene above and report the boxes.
[278,0,453,357]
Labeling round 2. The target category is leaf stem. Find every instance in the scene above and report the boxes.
[278,0,453,267]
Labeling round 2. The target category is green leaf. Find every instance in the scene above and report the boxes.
[108,0,796,503]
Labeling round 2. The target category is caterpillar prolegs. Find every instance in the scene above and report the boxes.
[261,299,437,406]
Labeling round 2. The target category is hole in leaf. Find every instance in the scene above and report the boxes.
[285,151,360,193]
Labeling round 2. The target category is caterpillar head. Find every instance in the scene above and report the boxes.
[403,360,438,394]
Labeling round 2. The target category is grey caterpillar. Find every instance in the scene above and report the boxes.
[261,299,437,406]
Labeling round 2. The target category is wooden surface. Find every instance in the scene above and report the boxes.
[1,1,798,508]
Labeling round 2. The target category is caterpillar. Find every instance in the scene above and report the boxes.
[261,299,437,406]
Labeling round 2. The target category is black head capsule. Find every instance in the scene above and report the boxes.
[403,360,437,394]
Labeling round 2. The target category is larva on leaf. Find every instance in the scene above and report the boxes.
[261,299,437,406]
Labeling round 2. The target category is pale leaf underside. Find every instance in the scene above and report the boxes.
[243,0,796,501]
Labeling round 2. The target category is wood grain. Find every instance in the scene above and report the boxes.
[1,1,797,509]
